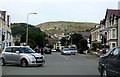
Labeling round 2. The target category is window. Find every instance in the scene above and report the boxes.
[9,42,11,46]
[5,48,12,52]
[112,29,116,38]
[20,47,35,53]
[112,43,116,48]
[57,43,59,46]
[12,48,20,53]
[109,30,111,39]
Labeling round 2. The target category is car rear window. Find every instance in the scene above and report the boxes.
[63,48,69,51]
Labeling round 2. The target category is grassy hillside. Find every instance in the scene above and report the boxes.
[37,21,97,34]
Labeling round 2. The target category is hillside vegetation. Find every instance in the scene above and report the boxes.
[37,21,96,34]
[11,23,41,37]
[11,23,47,48]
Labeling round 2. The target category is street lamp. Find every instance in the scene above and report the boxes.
[26,13,37,45]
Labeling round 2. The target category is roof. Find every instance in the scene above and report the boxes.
[76,32,91,39]
[80,32,91,37]
[47,37,59,44]
[105,9,120,21]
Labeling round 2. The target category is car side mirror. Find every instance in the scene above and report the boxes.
[16,51,20,54]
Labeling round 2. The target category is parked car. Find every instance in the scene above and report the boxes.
[69,48,77,55]
[98,47,120,77]
[51,48,56,52]
[56,48,61,52]
[43,47,51,54]
[1,46,45,67]
[61,48,71,55]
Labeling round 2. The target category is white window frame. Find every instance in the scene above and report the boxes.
[110,42,116,49]
[112,28,116,39]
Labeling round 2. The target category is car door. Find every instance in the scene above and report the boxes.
[118,53,120,76]
[3,47,14,63]
[106,48,119,76]
[11,47,21,64]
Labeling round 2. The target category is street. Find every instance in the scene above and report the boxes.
[2,52,99,75]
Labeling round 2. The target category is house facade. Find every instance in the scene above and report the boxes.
[91,9,120,49]
[0,10,13,49]
[91,24,101,42]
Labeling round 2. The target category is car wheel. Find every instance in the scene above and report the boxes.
[101,68,108,77]
[1,58,5,66]
[21,59,28,67]
[73,53,75,55]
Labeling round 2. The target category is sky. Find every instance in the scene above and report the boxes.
[0,0,119,25]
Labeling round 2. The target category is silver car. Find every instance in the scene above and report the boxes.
[61,48,71,55]
[1,46,45,67]
[69,48,77,55]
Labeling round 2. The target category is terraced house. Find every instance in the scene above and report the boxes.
[0,10,13,50]
[91,9,120,49]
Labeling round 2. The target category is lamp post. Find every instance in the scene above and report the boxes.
[26,13,37,45]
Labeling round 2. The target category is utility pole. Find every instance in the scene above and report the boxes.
[26,13,37,45]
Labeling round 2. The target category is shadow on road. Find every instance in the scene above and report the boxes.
[2,64,45,68]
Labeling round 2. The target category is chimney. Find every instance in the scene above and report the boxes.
[7,15,10,26]
[1,11,6,21]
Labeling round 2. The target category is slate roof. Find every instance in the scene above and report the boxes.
[105,9,120,21]
[76,32,91,39]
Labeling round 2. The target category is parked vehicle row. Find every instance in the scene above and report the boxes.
[61,48,77,55]
[43,47,51,54]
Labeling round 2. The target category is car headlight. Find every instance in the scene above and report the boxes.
[28,56,35,61]
[41,55,45,59]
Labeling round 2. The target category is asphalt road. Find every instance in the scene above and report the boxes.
[2,52,100,75]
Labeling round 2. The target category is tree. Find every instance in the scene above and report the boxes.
[91,41,103,51]
[70,33,89,54]
[71,33,83,48]
[11,23,47,49]
[28,39,37,49]
[11,23,41,37]
[91,42,98,51]
[60,37,67,46]
[46,44,54,49]
[15,41,20,46]
[78,38,89,54]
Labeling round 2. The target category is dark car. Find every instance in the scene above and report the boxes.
[43,47,51,54]
[98,47,120,77]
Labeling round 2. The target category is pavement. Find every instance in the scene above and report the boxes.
[76,53,99,61]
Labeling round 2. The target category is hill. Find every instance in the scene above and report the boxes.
[11,23,41,37]
[37,21,96,34]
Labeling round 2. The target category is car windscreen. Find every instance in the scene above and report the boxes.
[69,48,74,50]
[100,48,115,57]
[63,48,69,51]
[20,47,35,53]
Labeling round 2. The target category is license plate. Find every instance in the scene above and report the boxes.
[37,59,41,61]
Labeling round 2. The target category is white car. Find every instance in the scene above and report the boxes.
[61,48,71,55]
[69,48,77,55]
[51,49,56,52]
[1,46,45,67]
